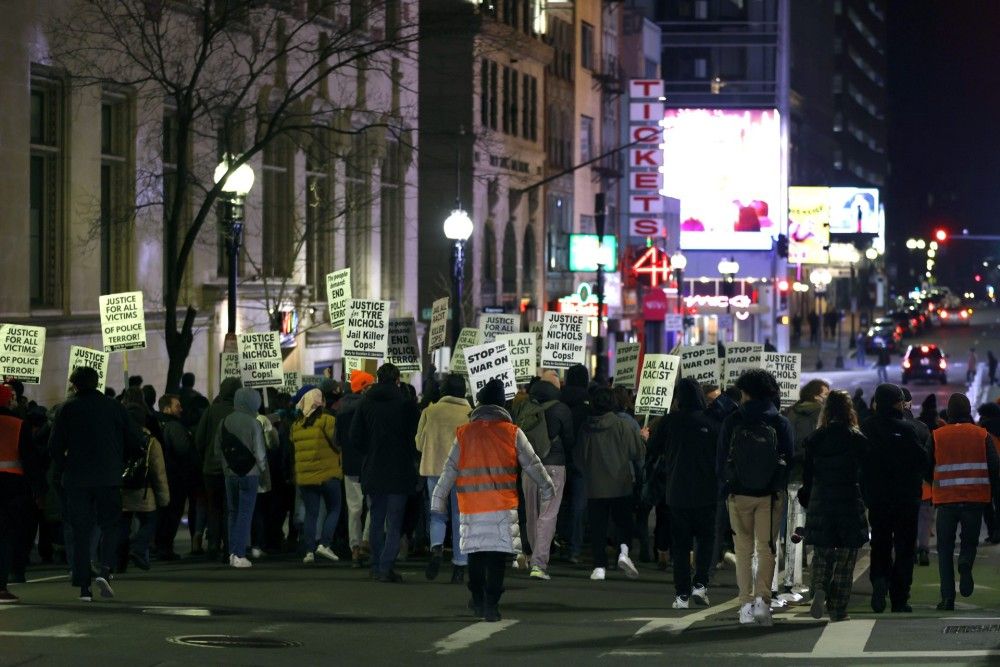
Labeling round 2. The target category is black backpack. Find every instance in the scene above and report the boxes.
[220,420,257,477]
[727,418,781,494]
[514,399,559,459]
[122,434,151,490]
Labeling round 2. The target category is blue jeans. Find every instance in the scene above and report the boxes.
[225,475,259,558]
[426,476,466,566]
[369,493,407,576]
[121,511,157,559]
[300,478,343,553]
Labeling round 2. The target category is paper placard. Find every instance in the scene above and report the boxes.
[464,341,517,400]
[722,343,764,388]
[764,352,801,408]
[301,374,325,388]
[496,333,537,382]
[282,371,301,394]
[0,324,45,384]
[679,345,720,385]
[428,297,449,354]
[220,352,241,380]
[635,354,681,416]
[99,291,146,352]
[237,331,283,388]
[478,313,519,343]
[67,345,109,393]
[664,313,684,332]
[343,299,390,359]
[529,321,544,367]
[387,317,421,373]
[325,269,351,330]
[540,312,587,369]
[449,327,481,376]
[613,342,641,388]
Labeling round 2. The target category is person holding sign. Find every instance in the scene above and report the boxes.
[0,385,42,604]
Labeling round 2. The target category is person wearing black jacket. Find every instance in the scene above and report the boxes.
[649,378,720,609]
[49,367,145,601]
[978,402,1000,543]
[558,364,591,563]
[153,394,196,561]
[705,387,739,569]
[860,383,928,613]
[338,370,374,567]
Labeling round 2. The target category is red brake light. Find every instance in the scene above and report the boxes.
[960,310,969,319]
[903,359,911,369]
[911,319,918,326]
[940,310,949,318]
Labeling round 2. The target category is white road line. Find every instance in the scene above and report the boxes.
[0,622,91,638]
[811,619,877,658]
[8,574,69,584]
[728,649,1000,660]
[617,597,743,637]
[433,619,518,655]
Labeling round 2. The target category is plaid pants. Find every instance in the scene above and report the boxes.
[811,547,859,619]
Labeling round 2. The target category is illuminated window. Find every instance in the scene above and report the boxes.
[29,71,64,308]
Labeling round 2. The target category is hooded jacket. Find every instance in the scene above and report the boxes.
[784,399,822,483]
[800,422,869,548]
[559,383,591,470]
[290,410,341,485]
[716,399,795,497]
[431,404,553,554]
[416,395,471,477]
[519,380,574,467]
[335,391,365,477]
[860,406,928,506]
[157,411,198,489]
[578,411,646,499]
[214,388,268,479]
[350,382,420,495]
[649,379,720,508]
[195,377,242,476]
[122,430,170,513]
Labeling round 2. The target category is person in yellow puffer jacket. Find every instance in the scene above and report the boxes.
[290,388,342,564]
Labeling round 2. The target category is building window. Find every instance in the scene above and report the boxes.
[350,0,366,29]
[385,0,400,39]
[509,70,518,136]
[833,111,843,132]
[528,76,538,141]
[380,141,404,301]
[482,221,497,301]
[502,223,517,295]
[262,135,294,278]
[580,115,593,162]
[345,132,370,295]
[501,66,511,133]
[694,0,708,19]
[481,59,490,129]
[581,22,595,70]
[100,94,131,294]
[489,61,499,129]
[29,73,63,308]
[546,195,570,272]
[693,58,708,79]
[306,125,333,298]
[522,226,536,294]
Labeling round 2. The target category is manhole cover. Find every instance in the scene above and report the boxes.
[943,624,1000,634]
[168,635,302,649]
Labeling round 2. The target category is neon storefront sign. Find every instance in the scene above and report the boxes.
[683,294,752,310]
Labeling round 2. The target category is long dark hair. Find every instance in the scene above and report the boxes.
[818,390,858,430]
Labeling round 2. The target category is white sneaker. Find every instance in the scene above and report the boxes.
[738,602,755,625]
[618,544,639,579]
[723,551,737,567]
[229,554,235,566]
[529,566,550,580]
[250,547,263,559]
[691,584,710,606]
[302,552,315,564]
[672,595,689,609]
[315,545,339,562]
[231,556,252,569]
[590,567,606,581]
[753,597,773,626]
[512,553,528,570]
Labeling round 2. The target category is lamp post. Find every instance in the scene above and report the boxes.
[671,251,687,343]
[444,209,474,352]
[809,268,832,363]
[718,257,739,342]
[213,156,255,338]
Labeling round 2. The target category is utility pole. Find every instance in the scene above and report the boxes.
[594,192,607,384]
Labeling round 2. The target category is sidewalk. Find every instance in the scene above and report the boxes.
[791,338,866,372]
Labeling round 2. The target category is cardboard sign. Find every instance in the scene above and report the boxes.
[496,333,537,382]
[679,345,720,385]
[237,331,284,388]
[635,354,681,416]
[0,324,45,384]
[541,312,587,369]
[428,296,449,354]
[301,374,325,388]
[464,340,517,400]
[613,342,641,388]
[764,352,801,408]
[387,317,421,373]
[529,321,544,367]
[220,352,241,380]
[325,269,351,330]
[67,345,109,393]
[450,327,481,376]
[282,371,301,395]
[99,291,146,352]
[722,343,764,388]
[343,299,390,359]
[478,313,519,343]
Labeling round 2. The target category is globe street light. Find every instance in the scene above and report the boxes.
[444,208,474,350]
[214,155,255,336]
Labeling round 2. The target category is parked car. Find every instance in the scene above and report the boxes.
[865,317,902,353]
[936,305,973,327]
[901,344,947,385]
[886,310,920,337]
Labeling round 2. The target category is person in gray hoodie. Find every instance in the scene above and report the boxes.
[194,377,242,561]
[215,388,268,568]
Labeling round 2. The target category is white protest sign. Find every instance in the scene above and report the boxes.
[67,345,109,393]
[343,299,390,359]
[635,354,681,416]
[237,331,283,388]
[428,297,449,354]
[99,291,146,352]
[464,340,517,400]
[541,312,587,369]
[0,324,45,384]
[664,313,684,332]
[613,341,641,388]
[529,321,544,367]
[344,356,366,377]
[220,352,241,380]
[282,371,301,394]
[496,333,537,382]
[478,313,519,343]
[301,374,325,388]
[680,345,720,385]
[722,343,764,388]
[325,269,351,330]
[450,327,481,376]
[387,317,421,373]
[764,351,801,408]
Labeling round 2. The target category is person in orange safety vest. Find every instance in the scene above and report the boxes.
[431,379,554,623]
[0,383,39,604]
[927,393,1000,611]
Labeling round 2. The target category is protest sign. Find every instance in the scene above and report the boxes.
[343,299,390,359]
[99,291,146,352]
[496,333,537,382]
[428,297,449,354]
[613,342,641,388]
[464,340,517,400]
[478,313,519,343]
[387,317,421,373]
[237,331,283,388]
[449,327,481,376]
[664,313,684,332]
[540,312,587,368]
[0,324,45,384]
[301,374,325,388]
[282,371,301,394]
[722,343,764,388]
[528,321,544,367]
[67,345,109,393]
[220,352,241,380]
[764,352,801,408]
[635,354,680,417]
[325,269,351,330]
[679,344,720,385]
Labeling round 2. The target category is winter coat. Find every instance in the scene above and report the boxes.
[650,409,720,508]
[518,380,574,467]
[860,409,928,506]
[122,432,170,513]
[716,399,795,497]
[350,383,420,495]
[784,400,822,483]
[431,404,554,554]
[559,384,591,469]
[195,377,242,476]
[290,412,342,485]
[157,412,199,491]
[335,392,365,477]
[578,411,646,499]
[416,396,471,477]
[214,388,268,480]
[799,423,870,548]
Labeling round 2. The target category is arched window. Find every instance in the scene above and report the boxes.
[502,222,517,294]
[522,226,536,294]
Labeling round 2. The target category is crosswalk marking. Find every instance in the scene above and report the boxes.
[0,622,91,638]
[433,619,518,655]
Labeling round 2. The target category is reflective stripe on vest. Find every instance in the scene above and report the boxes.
[455,420,519,515]
[932,423,991,505]
[0,414,23,476]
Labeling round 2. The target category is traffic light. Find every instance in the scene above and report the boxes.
[975,274,982,283]
[776,233,789,258]
[934,228,948,242]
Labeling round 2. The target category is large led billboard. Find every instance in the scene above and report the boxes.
[568,234,618,272]
[787,186,882,264]
[828,187,879,234]
[660,109,782,251]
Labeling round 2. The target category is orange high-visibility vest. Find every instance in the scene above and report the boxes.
[0,414,23,476]
[932,423,992,505]
[454,420,519,515]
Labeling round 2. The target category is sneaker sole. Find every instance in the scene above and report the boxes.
[618,558,639,579]
[690,593,709,606]
[95,578,114,599]
[810,590,826,620]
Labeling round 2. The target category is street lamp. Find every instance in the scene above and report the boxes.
[214,155,255,336]
[444,208,474,351]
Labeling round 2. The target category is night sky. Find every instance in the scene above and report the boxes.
[886,1,1000,290]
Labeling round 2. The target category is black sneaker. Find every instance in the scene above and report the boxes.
[937,598,955,611]
[959,563,975,597]
[450,565,466,584]
[0,589,19,604]
[376,570,403,583]
[891,603,913,613]
[129,552,151,571]
[468,598,484,618]
[79,587,93,602]
[918,549,930,566]
[870,577,887,613]
[484,605,502,622]
[425,545,442,581]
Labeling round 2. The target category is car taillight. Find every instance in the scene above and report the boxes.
[939,359,947,369]
[940,310,949,318]
[896,326,903,334]
[911,319,918,326]
[960,310,969,319]
[903,359,911,369]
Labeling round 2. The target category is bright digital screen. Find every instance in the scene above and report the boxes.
[828,187,879,234]
[788,187,830,264]
[568,234,618,272]
[660,109,782,250]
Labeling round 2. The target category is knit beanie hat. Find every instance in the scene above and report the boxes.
[476,379,506,407]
